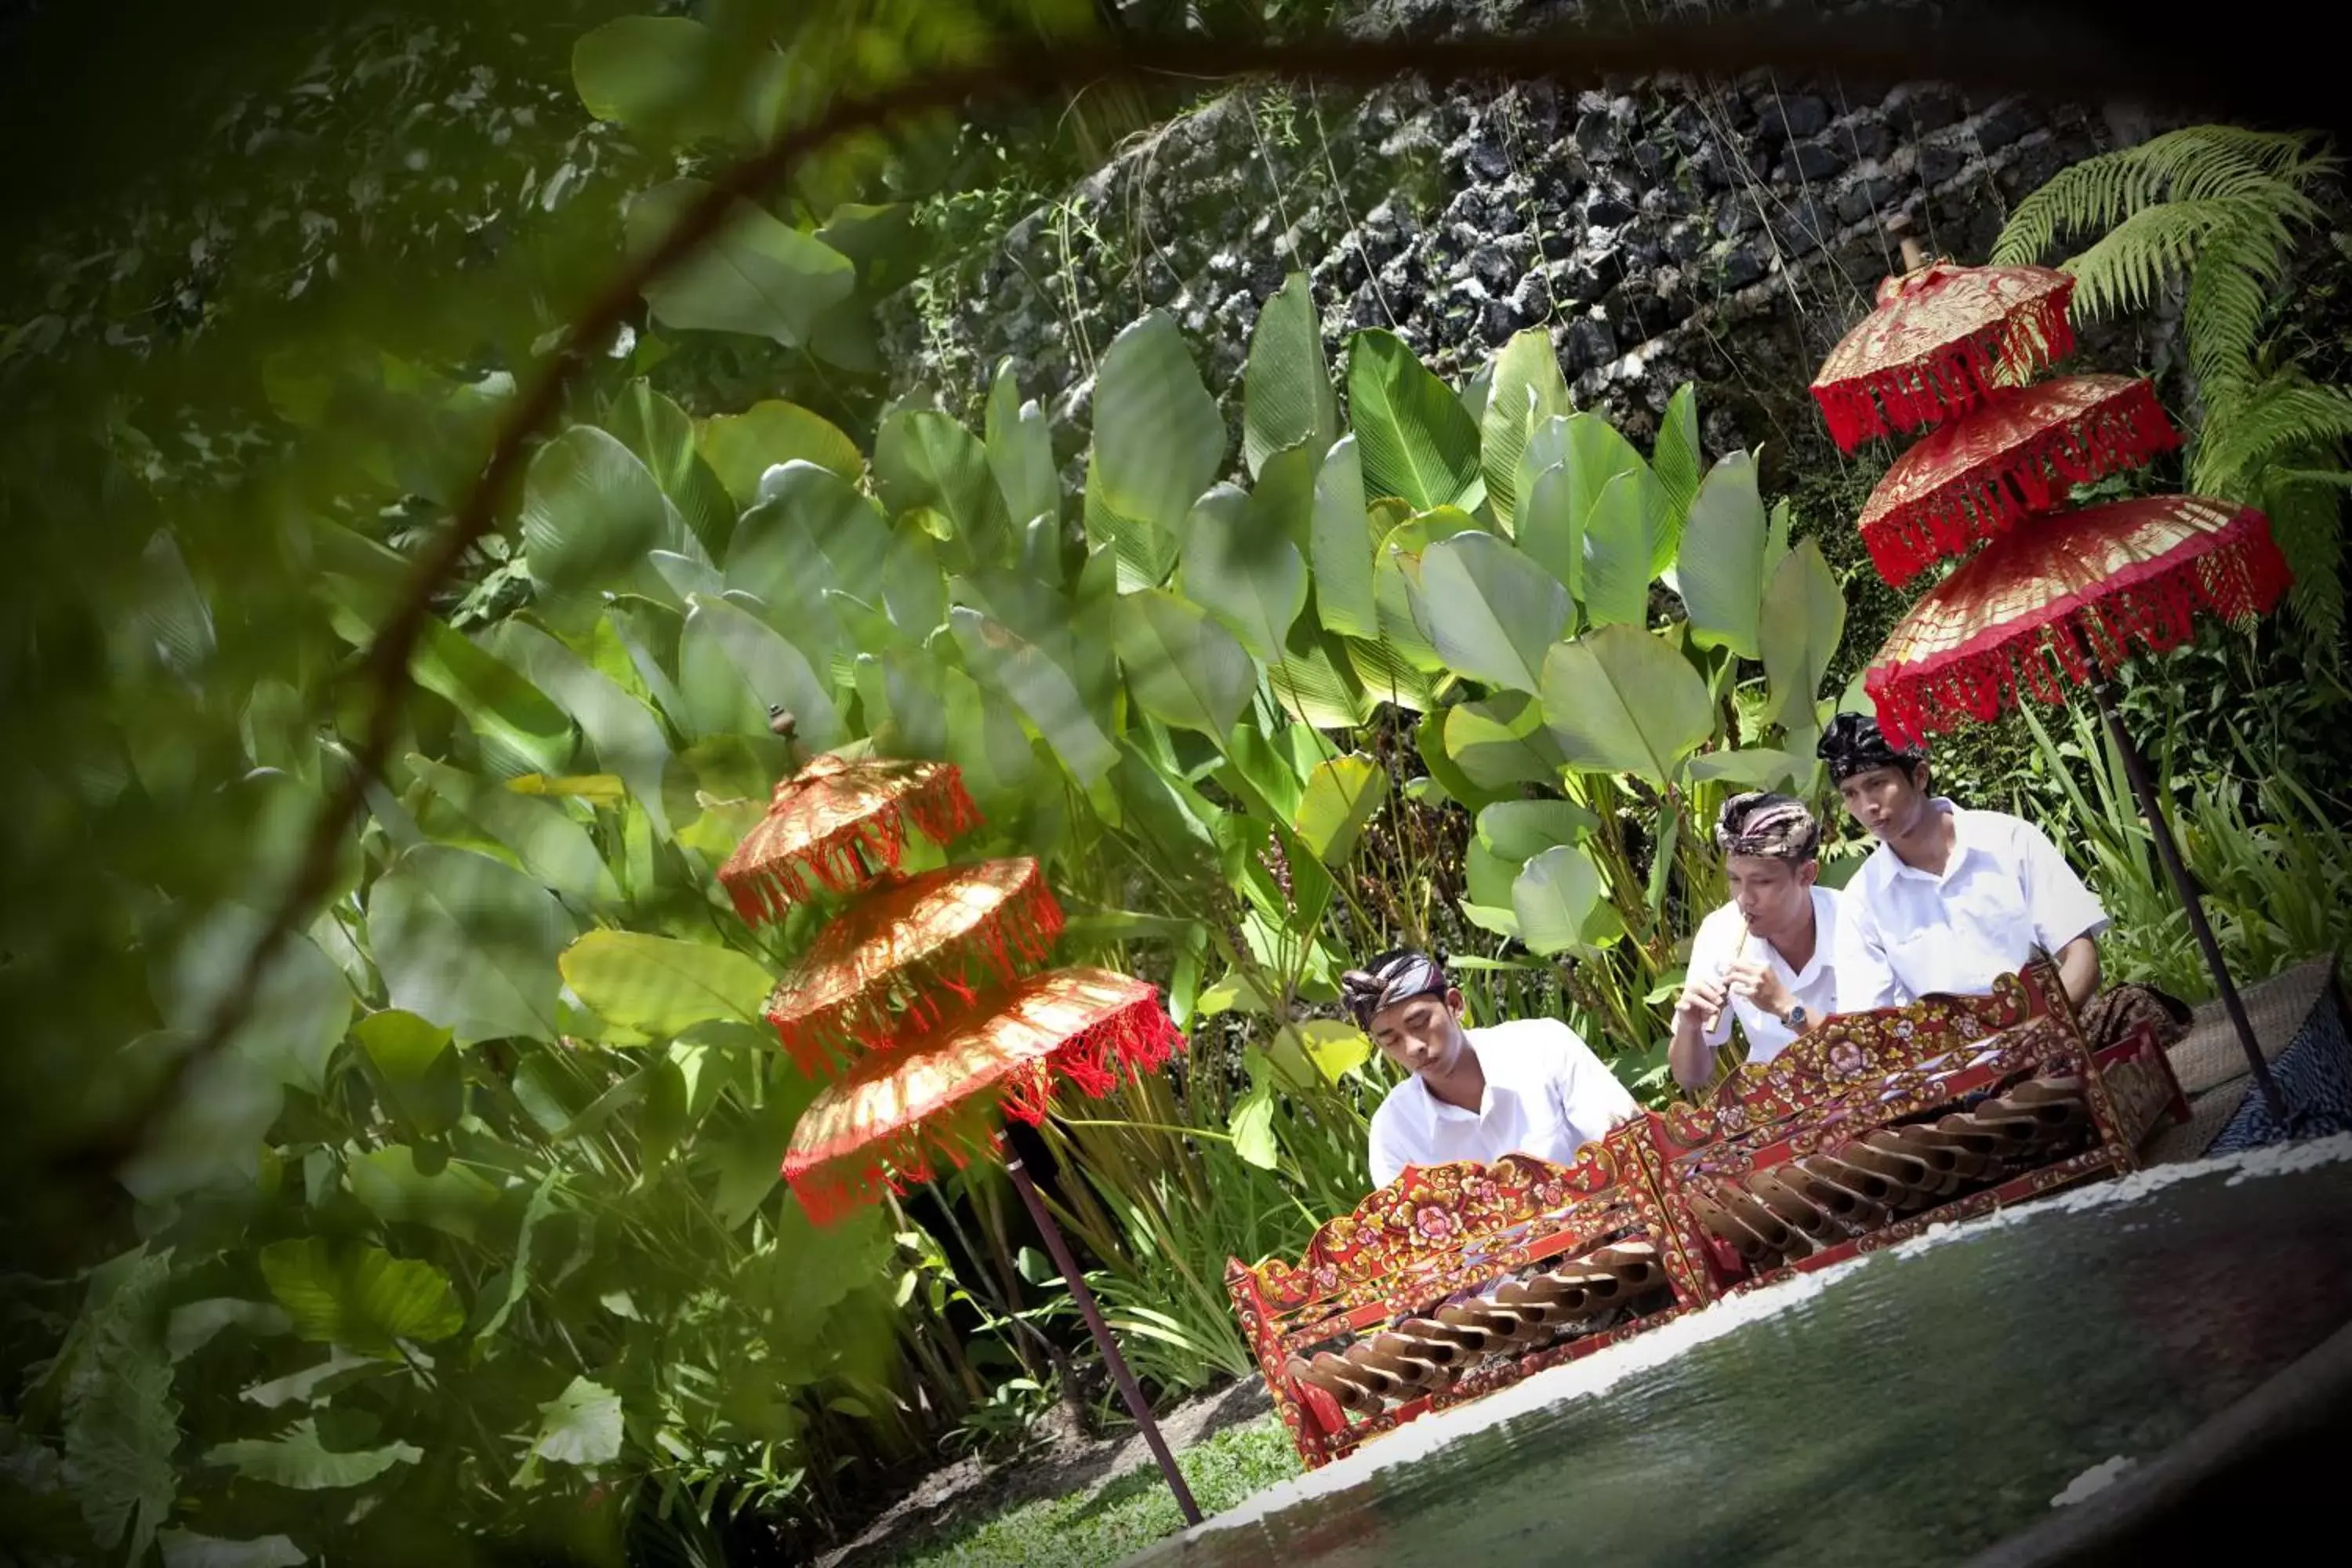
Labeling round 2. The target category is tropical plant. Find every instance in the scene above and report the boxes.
[1992,124,2352,645]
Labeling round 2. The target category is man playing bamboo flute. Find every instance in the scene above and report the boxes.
[1818,713,2108,1014]
[1352,949,1639,1189]
[1669,793,1845,1093]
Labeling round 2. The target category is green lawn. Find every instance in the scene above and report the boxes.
[886,1414,1301,1567]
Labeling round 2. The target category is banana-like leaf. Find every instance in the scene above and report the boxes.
[559,930,772,1038]
[1540,622,1715,789]
[1268,618,1376,729]
[695,399,863,506]
[1374,506,1477,673]
[1760,538,1846,728]
[1512,844,1606,956]
[1687,746,1809,790]
[354,1010,463,1139]
[1415,532,1570,693]
[489,622,671,840]
[572,16,721,143]
[626,180,855,347]
[1443,690,1568,789]
[985,361,1059,528]
[412,617,577,781]
[1579,470,1653,628]
[1114,587,1254,738]
[205,1419,425,1491]
[1294,752,1387,866]
[1517,460,1584,601]
[875,410,1009,568]
[1348,328,1485,511]
[408,754,619,909]
[951,607,1116,786]
[679,592,841,746]
[1179,483,1305,664]
[1310,434,1381,638]
[365,845,573,1045]
[1675,449,1768,657]
[1477,797,1600,862]
[612,382,738,557]
[1090,313,1224,536]
[1652,383,1704,551]
[1243,273,1339,478]
[1480,328,1571,528]
[257,1239,464,1357]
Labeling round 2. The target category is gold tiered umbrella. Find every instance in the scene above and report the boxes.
[717,752,980,924]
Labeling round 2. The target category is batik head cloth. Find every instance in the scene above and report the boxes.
[1817,711,1926,785]
[1340,950,1449,1029]
[1713,792,1821,862]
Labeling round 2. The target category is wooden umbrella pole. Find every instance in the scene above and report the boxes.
[1005,1152,1205,1526]
[2081,666,2289,1126]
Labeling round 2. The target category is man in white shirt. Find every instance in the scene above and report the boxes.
[1817,713,2106,1014]
[1670,792,1843,1092]
[1348,949,1640,1189]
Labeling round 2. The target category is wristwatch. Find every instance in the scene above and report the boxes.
[1780,1004,1809,1031]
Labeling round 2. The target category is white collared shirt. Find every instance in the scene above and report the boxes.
[1366,1018,1639,1189]
[1835,798,2109,1012]
[1686,885,1845,1064]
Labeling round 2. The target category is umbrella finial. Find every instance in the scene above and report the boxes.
[1886,212,1929,276]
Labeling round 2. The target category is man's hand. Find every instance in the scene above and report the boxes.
[1723,957,1796,1022]
[1675,972,1730,1032]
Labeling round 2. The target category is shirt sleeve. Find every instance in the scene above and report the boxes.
[1540,1020,1641,1144]
[2016,819,2111,953]
[1833,890,1907,1013]
[1366,1102,1408,1190]
[1686,909,1735,1049]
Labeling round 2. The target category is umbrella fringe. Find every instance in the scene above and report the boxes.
[765,875,1069,1074]
[1814,288,2077,454]
[1862,379,2180,587]
[720,766,982,927]
[780,989,1185,1228]
[1867,510,2292,746]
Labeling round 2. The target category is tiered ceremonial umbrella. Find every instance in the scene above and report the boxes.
[1821,222,2293,1124]
[724,741,1203,1523]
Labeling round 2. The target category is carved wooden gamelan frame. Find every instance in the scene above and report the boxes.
[1225,960,2190,1470]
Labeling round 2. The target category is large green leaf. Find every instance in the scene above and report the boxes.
[611,382,736,559]
[1249,440,1322,551]
[206,1420,423,1491]
[1540,623,1716,789]
[881,519,948,637]
[257,1240,464,1357]
[1294,753,1388,866]
[1559,412,1671,579]
[1760,538,1846,729]
[1460,837,1523,938]
[1414,533,1570,693]
[413,618,576,780]
[347,1146,502,1243]
[533,1377,624,1466]
[1652,383,1704,554]
[1090,313,1224,534]
[709,1070,822,1229]
[876,411,1009,565]
[1268,619,1375,729]
[1517,461,1584,601]
[60,1250,178,1561]
[1675,450,1768,657]
[1480,329,1572,528]
[1309,435,1380,638]
[1444,691,1568,789]
[365,845,572,1045]
[1348,329,1484,511]
[409,755,619,908]
[950,608,1116,786]
[696,400,862,506]
[678,592,841,746]
[1083,466,1181,591]
[1415,706,1511,812]
[1477,798,1599,862]
[558,931,772,1037]
[1115,588,1254,737]
[942,663,1036,807]
[488,622,671,840]
[520,426,673,596]
[1346,631,1440,713]
[156,903,353,1095]
[158,1531,307,1568]
[116,1039,282,1203]
[1688,747,1809,790]
[985,361,1060,529]
[626,180,855,347]
[1243,273,1339,478]
[1579,470,1654,629]
[572,16,718,141]
[1512,844,1606,956]
[354,1010,463,1138]
[1179,484,1305,663]
[1373,507,1475,673]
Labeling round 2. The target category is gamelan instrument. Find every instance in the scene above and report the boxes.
[1228,960,2189,1469]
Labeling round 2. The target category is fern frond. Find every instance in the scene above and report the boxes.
[2182,189,2328,397]
[2190,372,2352,494]
[2258,472,2346,645]
[1991,125,2323,265]
[2061,200,2238,317]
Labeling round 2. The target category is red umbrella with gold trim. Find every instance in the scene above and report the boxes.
[1860,494,2296,1121]
[1856,374,2180,587]
[1810,247,2076,453]
[717,750,1204,1523]
[717,751,980,924]
[763,858,1064,1076]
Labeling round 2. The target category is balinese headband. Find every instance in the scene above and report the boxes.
[1339,952,1448,1028]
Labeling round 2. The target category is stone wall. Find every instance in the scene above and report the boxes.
[877,1,2137,494]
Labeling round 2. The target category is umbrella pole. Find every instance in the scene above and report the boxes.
[1004,1151,1205,1526]
[2082,671,2291,1127]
